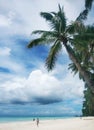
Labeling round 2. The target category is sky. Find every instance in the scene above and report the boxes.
[0,0,93,117]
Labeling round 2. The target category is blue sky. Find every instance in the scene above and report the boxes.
[0,0,93,117]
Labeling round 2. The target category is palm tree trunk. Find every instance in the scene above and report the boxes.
[64,43,94,93]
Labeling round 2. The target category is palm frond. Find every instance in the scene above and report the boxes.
[51,5,66,32]
[73,28,94,50]
[66,21,85,34]
[76,9,88,21]
[40,12,59,31]
[32,30,57,37]
[40,5,66,33]
[86,25,94,33]
[76,0,93,22]
[40,12,53,21]
[74,33,94,42]
[58,4,62,12]
[68,63,78,75]
[57,5,66,32]
[68,62,84,80]
[41,31,58,39]
[32,30,47,34]
[27,38,46,48]
[85,0,94,10]
[66,24,75,34]
[51,12,57,15]
[45,40,62,71]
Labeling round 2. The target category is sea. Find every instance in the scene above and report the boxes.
[0,116,75,123]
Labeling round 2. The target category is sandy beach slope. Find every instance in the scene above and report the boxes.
[0,117,94,130]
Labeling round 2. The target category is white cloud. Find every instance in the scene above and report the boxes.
[0,0,85,35]
[0,15,11,27]
[0,10,16,27]
[0,68,84,104]
[26,70,62,98]
[61,72,84,99]
[0,47,11,56]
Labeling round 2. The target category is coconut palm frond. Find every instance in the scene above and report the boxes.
[50,18,60,32]
[73,21,85,33]
[51,12,57,15]
[51,5,66,32]
[76,0,94,22]
[73,28,94,50]
[74,33,94,42]
[42,31,56,37]
[40,12,59,31]
[27,37,46,48]
[85,0,94,10]
[57,4,66,32]
[86,25,94,33]
[40,12,53,21]
[66,24,75,34]
[68,63,78,75]
[40,5,66,33]
[76,9,88,21]
[32,30,48,34]
[45,40,62,71]
[66,21,85,34]
[32,30,57,37]
[68,62,85,80]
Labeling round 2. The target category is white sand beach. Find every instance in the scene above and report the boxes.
[0,117,94,130]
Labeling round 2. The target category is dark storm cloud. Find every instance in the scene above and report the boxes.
[9,96,62,105]
[34,97,62,105]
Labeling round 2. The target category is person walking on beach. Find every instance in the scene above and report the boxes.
[36,118,39,127]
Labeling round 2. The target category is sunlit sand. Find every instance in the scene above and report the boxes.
[0,117,94,130]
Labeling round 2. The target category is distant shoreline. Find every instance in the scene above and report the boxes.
[0,116,75,123]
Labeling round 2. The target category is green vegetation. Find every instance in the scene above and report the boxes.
[85,0,94,10]
[78,0,94,22]
[81,0,94,116]
[82,83,94,116]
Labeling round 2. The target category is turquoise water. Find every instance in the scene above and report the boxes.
[0,116,74,123]
[0,117,35,123]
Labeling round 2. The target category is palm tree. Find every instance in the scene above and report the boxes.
[27,5,94,93]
